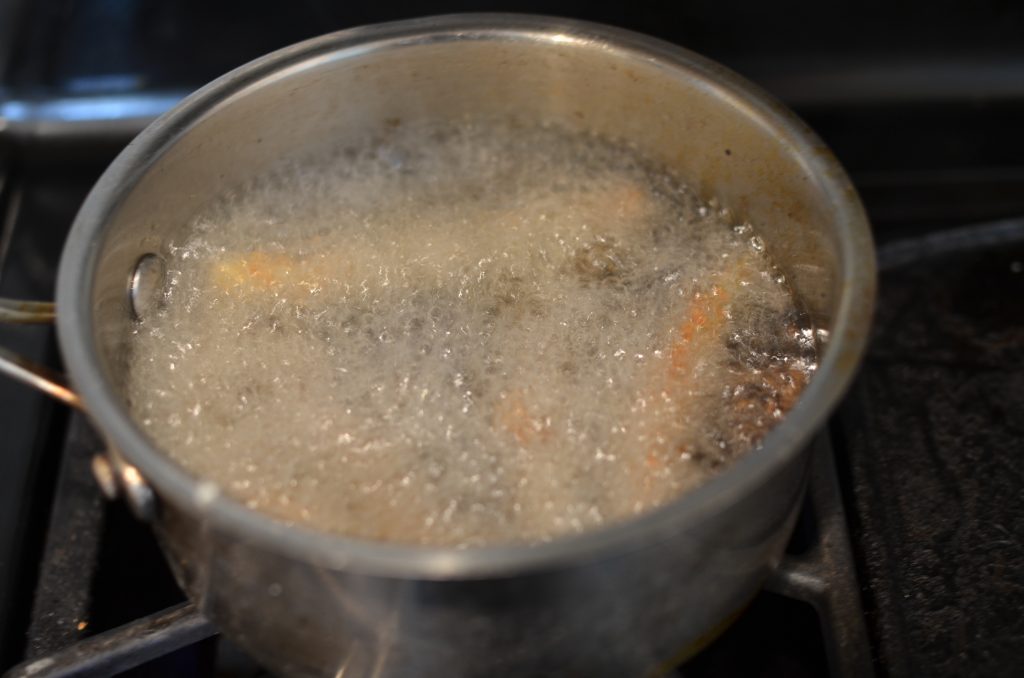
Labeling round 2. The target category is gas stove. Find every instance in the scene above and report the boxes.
[1,2,1022,677]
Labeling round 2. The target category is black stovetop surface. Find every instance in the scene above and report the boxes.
[839,225,1024,676]
[2,2,1023,677]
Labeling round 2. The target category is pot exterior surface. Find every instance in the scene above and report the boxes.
[157,457,806,677]
[55,15,875,678]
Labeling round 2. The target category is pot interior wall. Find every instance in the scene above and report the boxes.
[88,30,842,399]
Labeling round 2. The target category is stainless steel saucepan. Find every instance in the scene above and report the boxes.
[0,15,875,677]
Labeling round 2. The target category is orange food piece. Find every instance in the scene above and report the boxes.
[639,254,757,479]
[493,390,552,446]
[603,180,651,222]
[212,252,298,291]
[669,283,729,376]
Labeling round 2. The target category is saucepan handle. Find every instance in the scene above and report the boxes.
[0,297,157,519]
[0,298,82,408]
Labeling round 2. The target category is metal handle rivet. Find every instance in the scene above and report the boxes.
[90,454,119,500]
[128,253,167,320]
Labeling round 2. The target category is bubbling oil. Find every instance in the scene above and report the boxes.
[126,121,818,546]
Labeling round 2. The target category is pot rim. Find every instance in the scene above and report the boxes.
[56,13,876,579]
